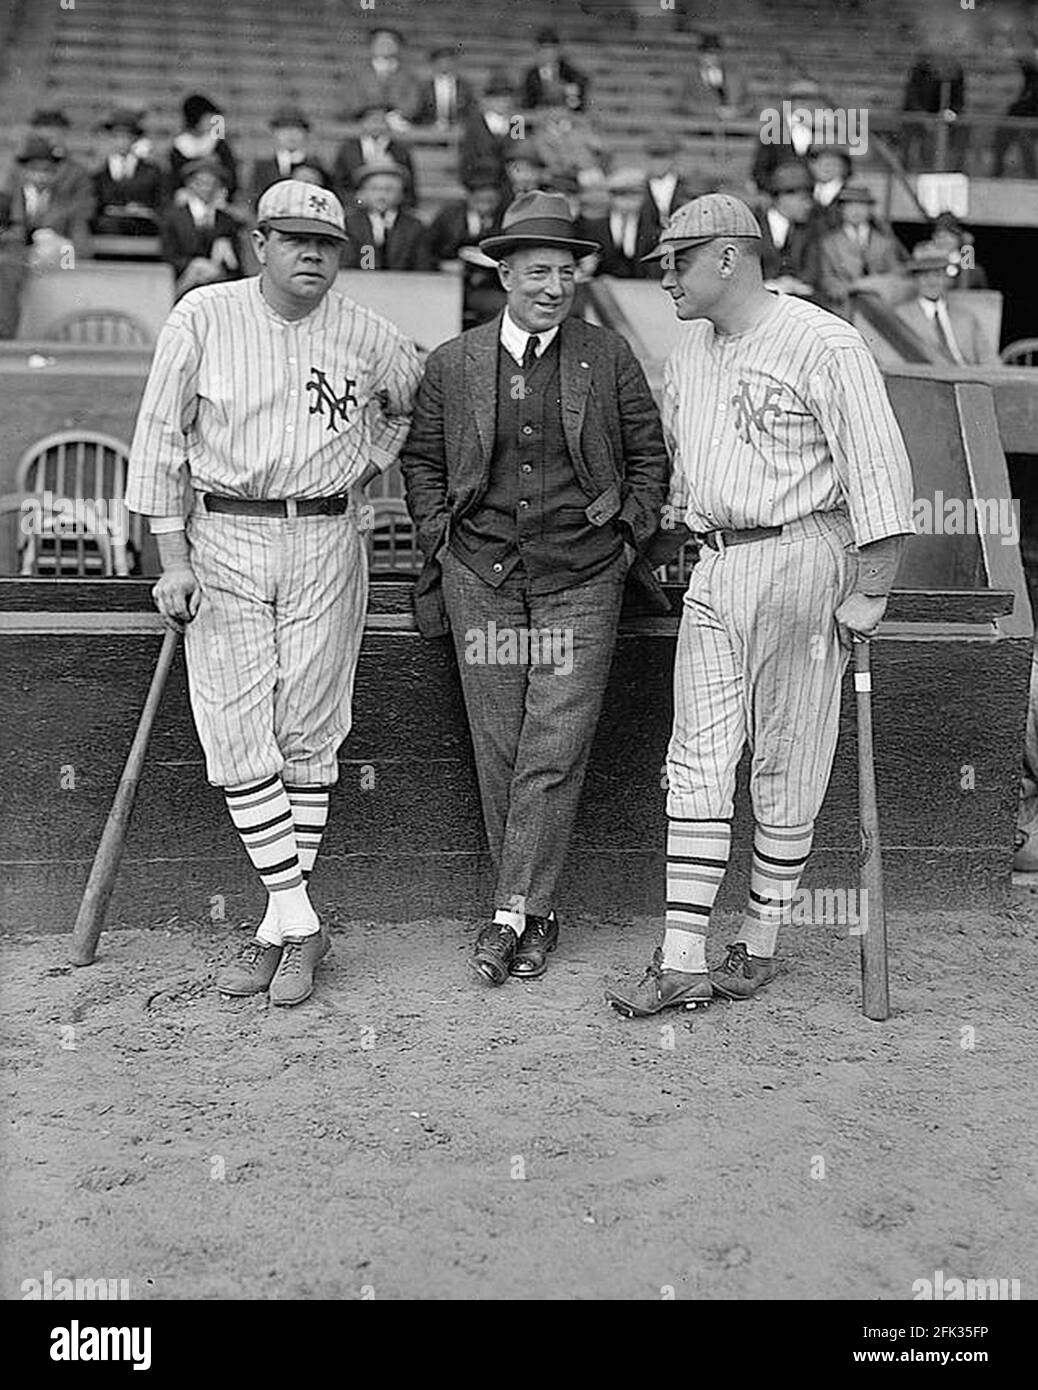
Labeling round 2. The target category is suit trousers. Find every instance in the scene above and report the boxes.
[441,547,627,917]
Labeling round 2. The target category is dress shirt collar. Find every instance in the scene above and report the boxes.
[766,205,790,247]
[500,308,560,365]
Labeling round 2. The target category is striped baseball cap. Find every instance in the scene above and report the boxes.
[256,179,348,242]
[641,193,762,261]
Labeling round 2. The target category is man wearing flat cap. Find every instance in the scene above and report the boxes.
[817,181,906,317]
[340,159,432,271]
[606,193,914,1017]
[401,190,670,987]
[126,180,422,1007]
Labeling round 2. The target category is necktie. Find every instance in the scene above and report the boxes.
[932,303,963,364]
[522,336,539,370]
[370,212,384,247]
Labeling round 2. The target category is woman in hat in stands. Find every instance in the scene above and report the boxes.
[167,93,238,200]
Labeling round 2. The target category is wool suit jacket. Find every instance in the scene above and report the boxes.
[817,226,906,313]
[400,313,671,637]
[159,205,241,277]
[248,153,329,206]
[340,209,433,271]
[894,296,999,366]
[332,138,417,208]
[413,75,477,126]
[758,215,821,290]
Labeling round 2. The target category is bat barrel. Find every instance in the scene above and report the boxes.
[69,628,180,966]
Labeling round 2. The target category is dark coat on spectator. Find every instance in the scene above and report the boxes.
[91,157,163,234]
[340,208,433,271]
[458,114,515,194]
[160,204,241,277]
[332,138,416,208]
[413,74,477,126]
[758,213,821,290]
[248,154,329,206]
[341,65,422,122]
[167,138,238,199]
[520,58,589,111]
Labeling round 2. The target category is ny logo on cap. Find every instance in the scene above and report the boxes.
[308,193,329,213]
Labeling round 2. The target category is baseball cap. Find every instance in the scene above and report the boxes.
[256,179,348,242]
[640,193,761,261]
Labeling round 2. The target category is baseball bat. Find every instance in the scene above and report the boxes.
[70,627,180,967]
[854,639,890,1021]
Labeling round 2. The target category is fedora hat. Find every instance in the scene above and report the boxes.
[480,189,599,259]
[16,134,61,164]
[180,154,230,184]
[354,159,408,186]
[270,105,310,131]
[835,181,875,205]
[908,239,951,273]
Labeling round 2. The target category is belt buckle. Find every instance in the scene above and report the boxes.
[285,499,298,519]
[712,529,726,555]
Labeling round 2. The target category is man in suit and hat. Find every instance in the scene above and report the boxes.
[342,27,421,129]
[91,107,163,237]
[400,191,670,986]
[340,160,432,271]
[26,108,93,213]
[414,46,477,129]
[575,167,654,278]
[459,71,518,196]
[895,241,998,365]
[520,27,589,111]
[248,107,327,208]
[758,161,821,297]
[160,155,241,299]
[427,163,506,325]
[807,145,853,233]
[332,104,417,209]
[817,181,906,317]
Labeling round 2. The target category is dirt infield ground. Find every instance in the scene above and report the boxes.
[2,888,1036,1302]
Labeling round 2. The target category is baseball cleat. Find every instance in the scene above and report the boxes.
[709,941,779,1000]
[510,910,559,979]
[471,922,518,986]
[216,938,283,997]
[269,925,332,1007]
[605,947,712,1018]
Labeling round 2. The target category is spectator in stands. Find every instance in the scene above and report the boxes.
[640,134,697,235]
[992,36,1038,178]
[292,163,329,188]
[91,107,163,237]
[334,104,417,210]
[12,135,92,258]
[901,49,966,171]
[27,108,93,212]
[160,155,241,300]
[505,151,547,197]
[459,71,518,195]
[521,27,588,112]
[757,162,821,298]
[0,166,28,339]
[751,80,821,192]
[808,145,852,232]
[575,167,653,278]
[427,164,506,327]
[894,241,999,364]
[414,46,476,128]
[340,161,433,272]
[168,94,238,199]
[678,31,751,117]
[817,183,906,317]
[342,28,420,130]
[930,211,988,290]
[249,107,326,207]
[534,106,607,188]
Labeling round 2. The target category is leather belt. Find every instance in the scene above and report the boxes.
[699,525,783,553]
[203,492,351,518]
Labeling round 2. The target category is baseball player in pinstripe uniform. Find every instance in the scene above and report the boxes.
[125,180,421,1006]
[606,194,914,1017]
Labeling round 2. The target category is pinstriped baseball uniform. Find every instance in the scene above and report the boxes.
[662,293,914,824]
[126,276,422,787]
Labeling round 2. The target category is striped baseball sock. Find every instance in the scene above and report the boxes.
[738,822,814,958]
[284,785,331,882]
[661,818,732,973]
[224,775,319,943]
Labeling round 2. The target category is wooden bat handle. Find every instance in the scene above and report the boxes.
[855,640,890,1021]
[69,628,181,967]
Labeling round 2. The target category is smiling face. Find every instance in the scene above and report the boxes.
[498,245,576,332]
[252,226,342,306]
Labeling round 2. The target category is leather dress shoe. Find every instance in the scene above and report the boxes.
[510,910,559,979]
[471,922,518,985]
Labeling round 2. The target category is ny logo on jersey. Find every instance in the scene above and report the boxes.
[730,380,783,443]
[306,367,358,432]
